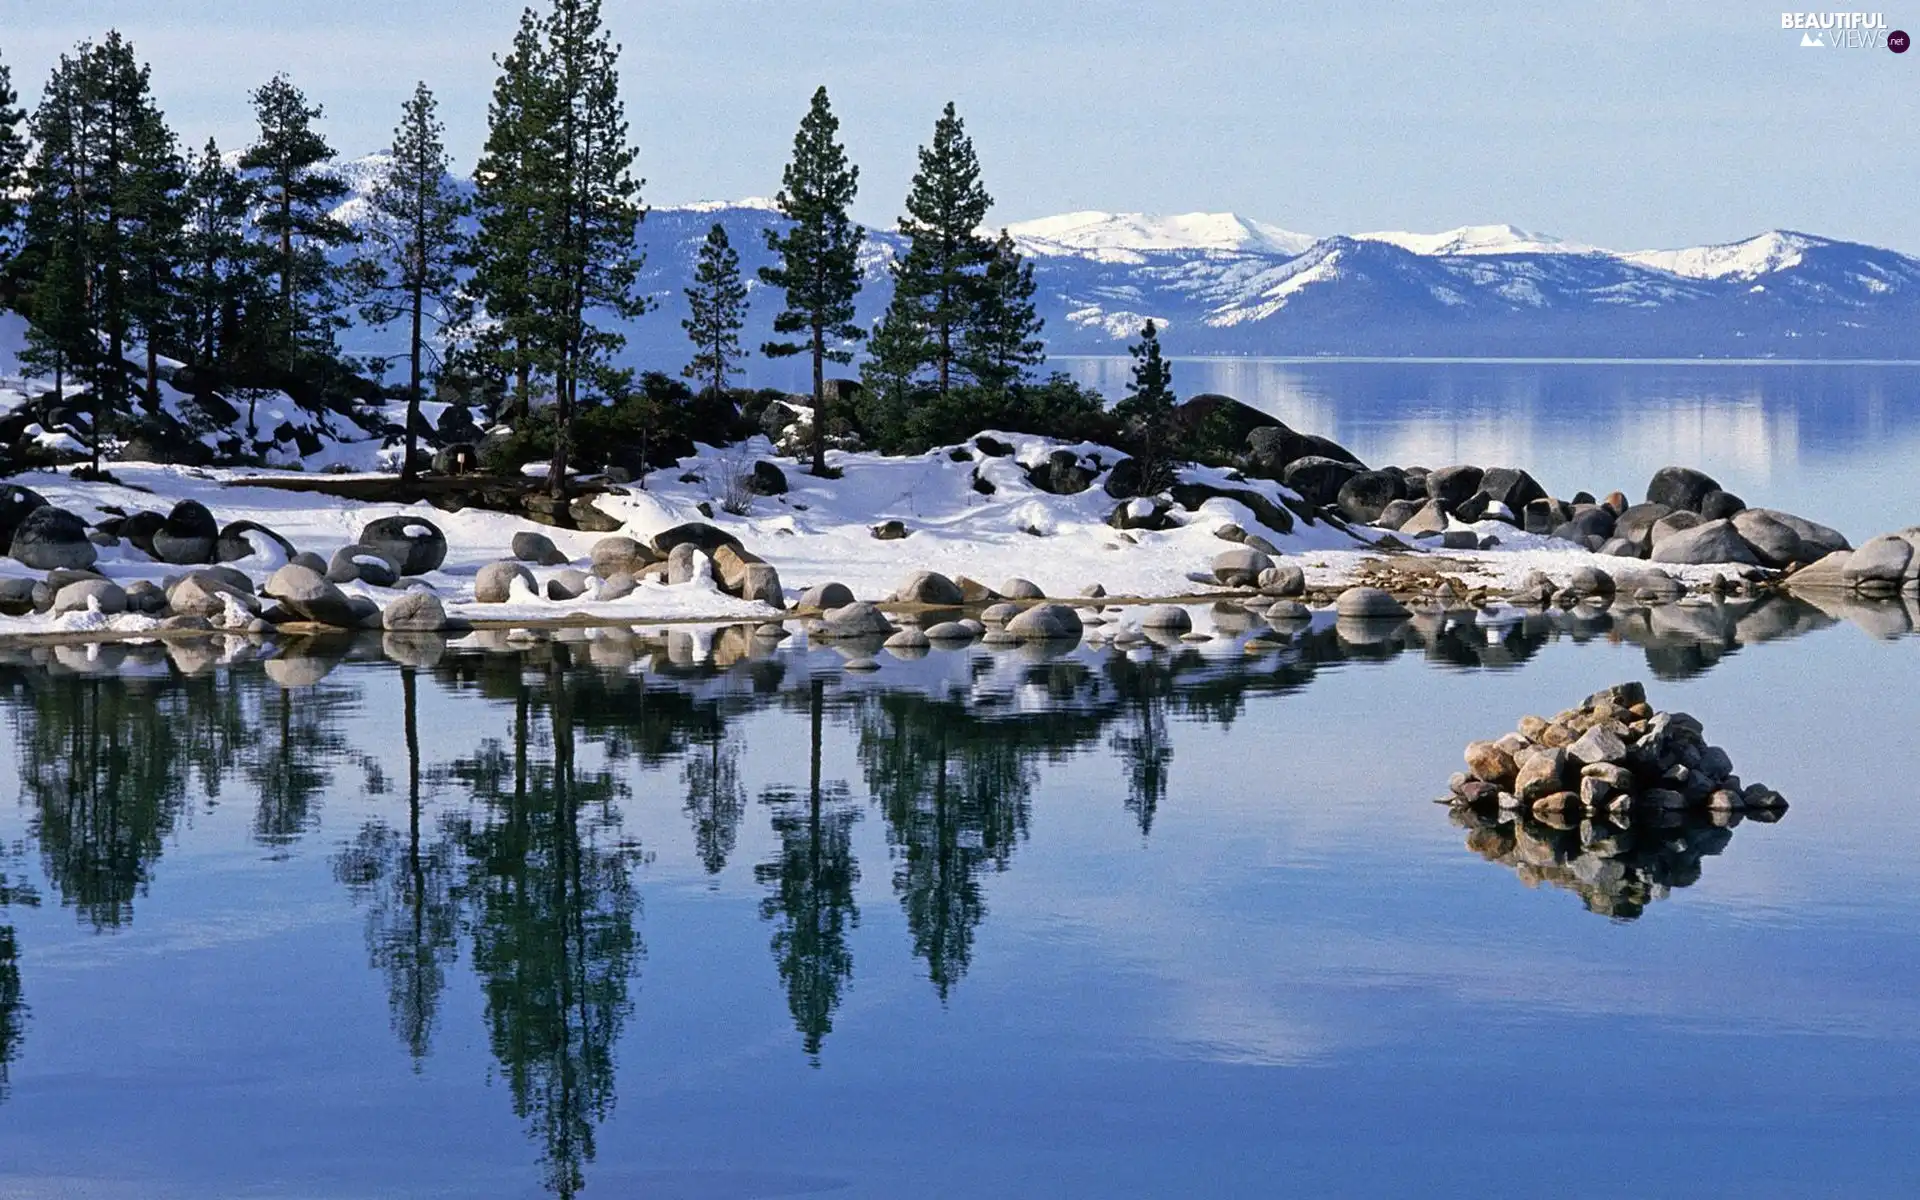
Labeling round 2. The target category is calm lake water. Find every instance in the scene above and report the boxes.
[1060,357,1920,540]
[1,598,1918,1198]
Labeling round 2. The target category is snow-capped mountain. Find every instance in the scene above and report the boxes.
[321,156,1920,363]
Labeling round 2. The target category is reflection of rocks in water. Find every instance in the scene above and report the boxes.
[1452,804,1761,920]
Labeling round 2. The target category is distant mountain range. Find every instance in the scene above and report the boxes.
[328,156,1920,366]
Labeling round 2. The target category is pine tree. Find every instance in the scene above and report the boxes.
[964,230,1046,395]
[468,8,555,424]
[879,101,993,398]
[681,223,748,398]
[125,92,186,413]
[18,33,180,473]
[761,86,865,477]
[354,82,471,481]
[178,138,262,373]
[1115,319,1179,492]
[0,51,29,281]
[239,74,353,368]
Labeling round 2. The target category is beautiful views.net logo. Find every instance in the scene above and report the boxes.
[1780,11,1903,48]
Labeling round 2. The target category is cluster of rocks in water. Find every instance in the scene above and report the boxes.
[477,521,784,608]
[1445,682,1788,825]
[0,485,464,634]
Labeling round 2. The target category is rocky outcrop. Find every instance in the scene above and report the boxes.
[360,516,448,575]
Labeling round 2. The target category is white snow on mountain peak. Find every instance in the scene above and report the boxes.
[1353,223,1598,257]
[1005,210,1317,262]
[1620,230,1827,281]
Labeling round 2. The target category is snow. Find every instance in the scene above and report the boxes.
[1622,231,1824,281]
[1007,211,1317,263]
[1354,223,1598,257]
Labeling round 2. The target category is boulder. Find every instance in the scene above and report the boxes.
[870,519,909,541]
[1650,509,1705,545]
[884,627,931,651]
[290,551,328,575]
[897,571,965,606]
[1000,578,1044,600]
[475,560,536,604]
[1257,563,1306,597]
[819,602,895,638]
[262,563,359,627]
[924,620,978,641]
[1597,538,1643,558]
[151,500,219,565]
[1562,566,1616,600]
[512,530,569,565]
[1028,449,1097,495]
[597,571,638,601]
[1515,747,1572,802]
[382,591,452,632]
[1264,599,1310,622]
[329,545,399,587]
[1646,466,1722,514]
[749,460,789,495]
[1334,586,1410,619]
[1004,602,1084,642]
[119,510,167,557]
[1375,498,1420,530]
[1167,482,1295,536]
[1614,503,1673,552]
[11,506,96,570]
[667,544,711,586]
[1335,470,1407,523]
[1102,457,1147,499]
[0,485,49,555]
[650,521,742,558]
[1756,510,1849,558]
[799,582,856,610]
[1552,506,1616,545]
[1212,547,1274,587]
[1523,498,1573,535]
[51,578,127,617]
[1699,489,1746,521]
[1729,509,1805,568]
[974,434,1014,457]
[215,520,295,567]
[1281,456,1363,508]
[0,577,35,616]
[1626,568,1686,603]
[1465,741,1517,786]
[1452,492,1496,524]
[711,544,765,594]
[590,535,656,579]
[166,571,257,621]
[1567,725,1628,767]
[1650,519,1762,566]
[1109,496,1177,531]
[1477,467,1546,514]
[1243,420,1363,475]
[981,602,1022,625]
[738,562,785,607]
[1425,465,1485,507]
[1140,605,1193,632]
[545,569,591,601]
[359,516,448,575]
[1400,499,1450,537]
[1842,534,1914,585]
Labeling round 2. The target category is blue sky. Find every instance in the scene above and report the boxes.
[0,0,1909,250]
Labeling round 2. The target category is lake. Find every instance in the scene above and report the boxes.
[0,595,1918,1198]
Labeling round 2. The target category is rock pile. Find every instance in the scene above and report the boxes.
[1445,682,1788,821]
[1782,527,1920,598]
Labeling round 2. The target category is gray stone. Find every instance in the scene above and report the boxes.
[884,627,931,651]
[1613,503,1673,551]
[151,500,219,565]
[1264,600,1311,622]
[1649,509,1705,546]
[590,536,655,579]
[667,543,710,586]
[382,590,451,632]
[123,579,167,615]
[597,571,638,601]
[1257,563,1306,597]
[870,519,909,540]
[546,569,591,600]
[1335,469,1408,523]
[1375,498,1420,530]
[1699,489,1746,521]
[739,563,785,607]
[1400,498,1451,537]
[329,545,399,587]
[51,578,127,617]
[1646,466,1722,513]
[359,516,448,575]
[1334,586,1409,619]
[1563,566,1616,600]
[166,572,258,621]
[10,506,96,570]
[1140,605,1193,632]
[1000,577,1045,600]
[474,560,536,603]
[819,602,896,638]
[799,582,856,610]
[1425,465,1484,507]
[1280,456,1363,507]
[290,550,328,575]
[1650,519,1762,567]
[1598,538,1643,558]
[1729,509,1805,568]
[981,602,1022,625]
[650,521,743,558]
[1843,534,1913,584]
[263,563,359,627]
[1515,747,1572,802]
[512,530,569,565]
[924,620,978,641]
[1211,547,1273,586]
[215,519,295,565]
[1479,467,1547,513]
[1567,725,1628,767]
[1004,603,1084,642]
[897,570,965,605]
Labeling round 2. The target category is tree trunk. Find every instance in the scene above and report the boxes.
[404,277,423,482]
[811,322,827,476]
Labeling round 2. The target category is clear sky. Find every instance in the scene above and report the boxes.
[0,0,1910,251]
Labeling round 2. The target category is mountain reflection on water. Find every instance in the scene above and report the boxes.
[0,589,1907,1196]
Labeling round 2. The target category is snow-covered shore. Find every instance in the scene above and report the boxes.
[0,431,1785,642]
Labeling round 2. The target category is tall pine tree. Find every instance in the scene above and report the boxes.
[239,74,353,370]
[0,51,28,284]
[178,138,263,374]
[964,230,1045,395]
[1115,319,1178,492]
[682,223,748,398]
[354,82,470,481]
[761,86,865,477]
[468,8,555,424]
[533,0,648,497]
[870,102,992,398]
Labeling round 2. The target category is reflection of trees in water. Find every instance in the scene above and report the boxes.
[683,720,745,878]
[249,683,355,850]
[756,678,860,1058]
[332,667,460,1064]
[444,667,643,1200]
[0,859,37,1104]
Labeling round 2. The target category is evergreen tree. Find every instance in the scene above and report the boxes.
[178,137,263,373]
[124,92,186,412]
[873,102,993,398]
[18,34,180,473]
[760,86,865,477]
[0,52,28,281]
[239,74,353,368]
[681,223,748,398]
[529,0,648,498]
[354,82,471,481]
[1114,319,1179,492]
[468,8,556,424]
[964,230,1046,394]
